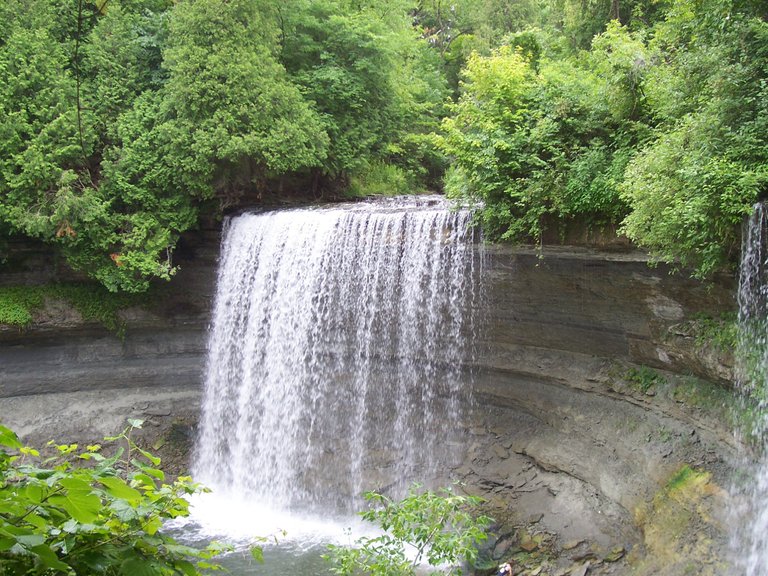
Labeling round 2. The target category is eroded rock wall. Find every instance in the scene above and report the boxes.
[0,235,740,574]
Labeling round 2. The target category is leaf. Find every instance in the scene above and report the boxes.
[0,537,15,551]
[142,515,162,536]
[137,467,165,481]
[30,543,71,571]
[132,473,159,488]
[174,560,198,576]
[136,447,161,466]
[127,418,145,429]
[250,547,264,563]
[59,478,93,493]
[24,483,45,503]
[0,425,22,449]
[23,512,48,531]
[120,557,160,576]
[110,499,139,522]
[49,490,102,524]
[100,476,142,505]
[15,534,46,549]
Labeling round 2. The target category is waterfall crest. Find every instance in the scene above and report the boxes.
[194,196,481,513]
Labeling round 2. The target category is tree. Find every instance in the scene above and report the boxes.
[440,24,645,242]
[620,0,768,277]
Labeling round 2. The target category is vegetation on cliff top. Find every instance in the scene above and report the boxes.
[1,0,766,290]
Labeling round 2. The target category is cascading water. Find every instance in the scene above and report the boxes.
[193,196,482,520]
[735,201,768,575]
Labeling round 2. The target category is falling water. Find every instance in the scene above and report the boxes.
[736,202,768,575]
[193,196,482,517]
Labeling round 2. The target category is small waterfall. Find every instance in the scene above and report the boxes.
[194,196,482,515]
[736,202,768,575]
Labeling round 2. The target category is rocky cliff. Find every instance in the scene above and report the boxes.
[0,228,741,575]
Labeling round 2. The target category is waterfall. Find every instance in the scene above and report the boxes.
[736,202,768,575]
[193,196,482,515]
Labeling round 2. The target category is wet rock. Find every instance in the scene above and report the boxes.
[494,444,510,459]
[571,561,591,576]
[520,538,538,552]
[144,406,171,417]
[563,540,583,551]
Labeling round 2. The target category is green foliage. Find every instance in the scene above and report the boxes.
[324,485,492,576]
[0,420,231,575]
[280,1,396,176]
[0,287,46,327]
[625,365,667,393]
[0,0,188,293]
[620,3,768,277]
[2,0,766,282]
[440,26,644,241]
[440,0,767,278]
[277,0,447,189]
[0,0,446,292]
[0,283,147,334]
[348,162,417,197]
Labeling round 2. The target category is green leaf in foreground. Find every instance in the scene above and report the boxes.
[0,421,229,575]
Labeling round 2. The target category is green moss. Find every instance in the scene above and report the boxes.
[0,286,46,326]
[691,312,738,353]
[0,283,148,336]
[632,463,727,576]
[666,465,697,492]
[625,365,667,393]
[50,284,147,336]
[670,374,748,432]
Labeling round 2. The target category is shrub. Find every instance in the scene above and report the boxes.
[0,420,230,575]
[324,485,492,576]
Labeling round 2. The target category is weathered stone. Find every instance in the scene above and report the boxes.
[571,561,591,576]
[0,239,740,575]
[493,444,510,459]
[563,540,584,551]
[604,546,625,562]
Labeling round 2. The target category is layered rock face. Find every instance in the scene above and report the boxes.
[0,234,739,574]
[463,247,738,574]
[0,230,218,442]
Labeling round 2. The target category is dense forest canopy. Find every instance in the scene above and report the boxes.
[0,0,766,290]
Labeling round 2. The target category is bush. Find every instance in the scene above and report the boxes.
[324,485,492,576]
[348,162,417,197]
[0,420,230,575]
[440,27,643,244]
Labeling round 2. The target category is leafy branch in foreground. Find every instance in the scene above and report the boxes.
[324,484,492,576]
[0,419,232,575]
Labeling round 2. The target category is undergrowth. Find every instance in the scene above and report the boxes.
[0,283,149,336]
[625,365,667,393]
[691,312,738,353]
